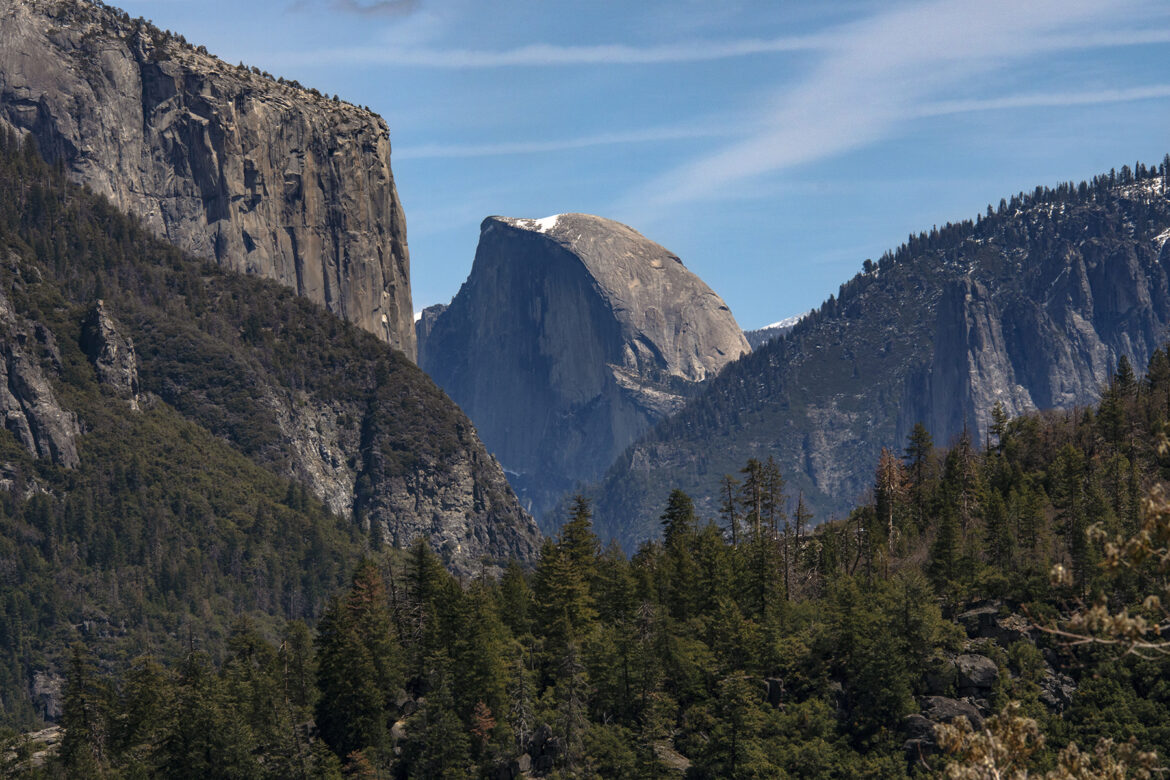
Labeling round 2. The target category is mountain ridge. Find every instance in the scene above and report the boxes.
[592,164,1170,549]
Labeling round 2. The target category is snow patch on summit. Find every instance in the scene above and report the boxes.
[509,214,563,234]
[761,313,806,331]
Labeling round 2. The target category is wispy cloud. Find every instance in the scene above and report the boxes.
[395,124,738,160]
[618,0,1168,213]
[919,84,1170,116]
[286,0,419,15]
[273,9,1170,69]
[334,0,419,15]
[275,33,828,68]
[395,81,1170,163]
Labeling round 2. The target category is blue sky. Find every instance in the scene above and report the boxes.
[118,0,1170,330]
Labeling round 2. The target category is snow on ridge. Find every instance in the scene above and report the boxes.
[759,312,807,331]
[508,214,563,234]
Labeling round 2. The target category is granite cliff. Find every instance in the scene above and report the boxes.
[0,128,538,580]
[593,170,1170,549]
[419,213,750,522]
[0,0,414,356]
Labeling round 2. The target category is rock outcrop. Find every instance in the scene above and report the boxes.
[0,281,78,468]
[593,174,1170,548]
[128,281,541,577]
[419,213,750,521]
[0,0,414,357]
[80,299,139,404]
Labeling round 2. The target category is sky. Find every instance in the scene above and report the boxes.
[114,0,1170,330]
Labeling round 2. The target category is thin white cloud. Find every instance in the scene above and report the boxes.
[395,81,1170,163]
[271,11,1170,70]
[395,124,738,160]
[274,34,828,68]
[619,0,1167,213]
[919,84,1170,116]
[334,0,418,15]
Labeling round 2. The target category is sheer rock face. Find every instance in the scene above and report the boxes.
[0,0,415,357]
[419,213,750,521]
[0,287,78,468]
[80,300,139,403]
[916,234,1167,441]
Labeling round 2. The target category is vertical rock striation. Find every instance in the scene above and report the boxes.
[0,0,415,357]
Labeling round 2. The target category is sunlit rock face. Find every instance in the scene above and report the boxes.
[0,0,415,357]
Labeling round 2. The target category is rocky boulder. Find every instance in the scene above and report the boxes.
[955,654,999,697]
[956,603,1031,646]
[420,213,750,521]
[918,695,984,730]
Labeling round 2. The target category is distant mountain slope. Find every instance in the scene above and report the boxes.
[0,130,538,724]
[0,0,415,355]
[418,213,750,522]
[594,164,1170,549]
[744,313,805,349]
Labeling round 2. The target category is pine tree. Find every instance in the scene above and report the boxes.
[111,655,171,766]
[158,651,260,779]
[943,426,984,538]
[403,653,471,779]
[498,560,532,637]
[989,401,1009,452]
[660,489,701,619]
[660,488,696,547]
[1050,445,1094,590]
[738,459,765,539]
[983,490,1014,570]
[556,641,590,775]
[405,539,451,680]
[928,506,961,588]
[60,644,110,775]
[720,474,741,545]
[314,596,388,761]
[315,560,402,763]
[790,491,814,599]
[904,423,936,532]
[534,500,600,653]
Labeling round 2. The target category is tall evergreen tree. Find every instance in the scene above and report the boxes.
[60,644,110,776]
[904,422,936,532]
[314,559,402,763]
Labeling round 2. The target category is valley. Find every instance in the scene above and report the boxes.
[0,0,1168,778]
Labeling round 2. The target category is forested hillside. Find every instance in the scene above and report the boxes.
[594,161,1170,550]
[17,346,1170,778]
[0,129,536,729]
